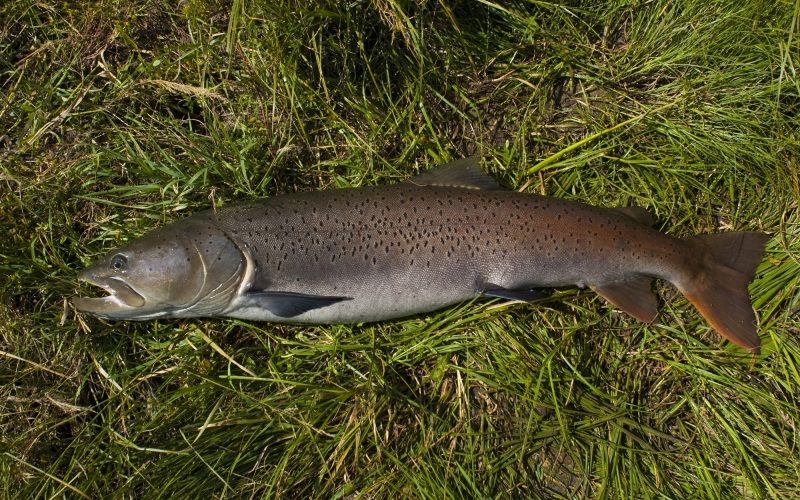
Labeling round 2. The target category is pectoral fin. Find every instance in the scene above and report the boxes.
[245,291,352,318]
[483,285,542,303]
[591,276,658,323]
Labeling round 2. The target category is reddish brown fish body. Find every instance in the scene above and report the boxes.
[74,158,767,353]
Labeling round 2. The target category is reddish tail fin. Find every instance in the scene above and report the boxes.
[679,232,768,354]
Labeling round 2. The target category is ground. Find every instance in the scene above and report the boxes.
[1,0,799,497]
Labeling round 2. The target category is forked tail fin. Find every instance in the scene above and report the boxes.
[679,232,769,354]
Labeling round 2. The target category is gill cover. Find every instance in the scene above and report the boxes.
[73,219,248,320]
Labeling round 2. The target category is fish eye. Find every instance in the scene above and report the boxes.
[111,255,127,270]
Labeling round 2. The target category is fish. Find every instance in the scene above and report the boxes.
[73,158,769,353]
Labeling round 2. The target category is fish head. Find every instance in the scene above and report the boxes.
[73,219,247,320]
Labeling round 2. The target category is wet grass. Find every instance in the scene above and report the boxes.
[1,0,799,497]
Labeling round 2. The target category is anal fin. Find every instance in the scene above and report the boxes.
[245,291,352,318]
[591,276,658,323]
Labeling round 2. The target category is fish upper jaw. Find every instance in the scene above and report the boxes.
[72,268,147,318]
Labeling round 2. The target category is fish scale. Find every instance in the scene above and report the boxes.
[74,158,768,353]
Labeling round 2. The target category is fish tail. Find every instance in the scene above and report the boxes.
[678,232,768,354]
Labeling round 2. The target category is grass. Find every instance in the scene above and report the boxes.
[1,0,799,497]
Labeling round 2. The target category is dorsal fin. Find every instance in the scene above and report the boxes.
[402,157,504,190]
[614,206,654,226]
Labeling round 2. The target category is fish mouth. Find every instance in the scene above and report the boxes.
[72,270,146,315]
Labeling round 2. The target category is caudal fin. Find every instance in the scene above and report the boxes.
[679,232,768,354]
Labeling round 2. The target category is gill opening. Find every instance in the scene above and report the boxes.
[176,231,249,316]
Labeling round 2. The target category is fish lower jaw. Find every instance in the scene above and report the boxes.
[73,274,151,318]
[71,295,177,321]
[72,295,138,315]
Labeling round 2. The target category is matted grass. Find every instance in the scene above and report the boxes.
[1,0,799,497]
